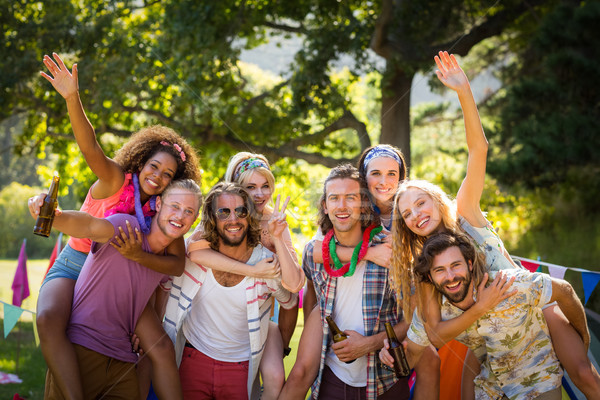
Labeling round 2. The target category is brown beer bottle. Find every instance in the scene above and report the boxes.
[33,175,60,237]
[384,322,411,377]
[326,315,355,364]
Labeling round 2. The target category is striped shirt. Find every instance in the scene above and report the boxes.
[163,245,297,399]
[302,238,401,400]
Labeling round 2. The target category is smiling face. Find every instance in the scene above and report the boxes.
[242,170,273,213]
[397,187,443,237]
[429,246,473,305]
[215,193,249,247]
[365,157,400,209]
[138,151,178,197]
[323,178,363,235]
[155,188,200,240]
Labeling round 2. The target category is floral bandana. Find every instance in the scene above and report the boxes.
[233,158,270,181]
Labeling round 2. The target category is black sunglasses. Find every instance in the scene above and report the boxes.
[215,206,249,220]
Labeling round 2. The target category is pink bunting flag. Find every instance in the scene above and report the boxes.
[520,259,541,273]
[11,239,30,307]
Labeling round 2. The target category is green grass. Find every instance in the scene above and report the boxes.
[1,259,49,399]
[0,258,307,399]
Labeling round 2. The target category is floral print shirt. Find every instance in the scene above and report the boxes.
[408,269,562,400]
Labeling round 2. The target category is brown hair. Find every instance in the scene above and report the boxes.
[357,144,407,183]
[317,163,379,234]
[414,232,487,310]
[113,125,201,185]
[200,182,261,250]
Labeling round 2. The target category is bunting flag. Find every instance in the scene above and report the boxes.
[582,272,600,305]
[514,256,600,306]
[520,259,542,273]
[548,265,567,280]
[3,303,24,339]
[43,232,63,283]
[11,239,29,307]
[32,315,40,347]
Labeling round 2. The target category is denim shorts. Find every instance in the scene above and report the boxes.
[41,243,89,287]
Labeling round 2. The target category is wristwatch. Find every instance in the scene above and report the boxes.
[283,346,292,357]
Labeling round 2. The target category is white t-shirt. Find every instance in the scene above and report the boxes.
[182,269,250,362]
[325,261,368,387]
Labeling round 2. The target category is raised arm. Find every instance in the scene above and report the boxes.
[41,53,124,198]
[435,51,489,228]
[422,272,516,348]
[550,278,590,348]
[268,195,304,292]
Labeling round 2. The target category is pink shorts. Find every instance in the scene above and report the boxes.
[179,344,249,400]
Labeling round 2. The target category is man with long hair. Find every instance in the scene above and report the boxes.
[163,182,296,399]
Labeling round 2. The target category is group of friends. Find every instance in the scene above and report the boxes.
[25,50,600,400]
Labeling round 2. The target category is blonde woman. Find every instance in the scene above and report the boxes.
[187,152,304,399]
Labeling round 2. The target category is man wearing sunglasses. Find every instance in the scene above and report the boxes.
[164,181,297,399]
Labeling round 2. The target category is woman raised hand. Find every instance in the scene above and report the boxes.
[41,53,79,100]
[434,51,470,92]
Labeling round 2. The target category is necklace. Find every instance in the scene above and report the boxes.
[322,224,382,277]
[133,173,156,233]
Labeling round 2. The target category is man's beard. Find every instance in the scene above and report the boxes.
[218,223,248,247]
[433,271,472,304]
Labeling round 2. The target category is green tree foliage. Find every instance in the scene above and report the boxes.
[489,1,600,200]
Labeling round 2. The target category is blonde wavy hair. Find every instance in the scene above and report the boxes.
[224,152,275,214]
[389,180,458,322]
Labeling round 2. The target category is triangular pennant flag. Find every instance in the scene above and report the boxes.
[3,303,24,338]
[12,239,30,307]
[32,314,40,347]
[520,260,541,273]
[547,265,567,280]
[43,233,62,283]
[582,272,600,305]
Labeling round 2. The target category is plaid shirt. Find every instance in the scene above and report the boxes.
[302,238,400,399]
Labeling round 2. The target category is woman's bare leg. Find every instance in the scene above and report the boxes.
[135,302,182,400]
[260,321,286,400]
[461,349,479,400]
[413,345,440,400]
[278,307,322,400]
[544,304,600,399]
[37,278,83,400]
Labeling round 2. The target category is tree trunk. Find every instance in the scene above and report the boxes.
[380,63,414,169]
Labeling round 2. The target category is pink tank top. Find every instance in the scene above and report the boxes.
[67,174,132,253]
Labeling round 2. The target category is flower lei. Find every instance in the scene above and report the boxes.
[104,173,156,233]
[322,224,383,277]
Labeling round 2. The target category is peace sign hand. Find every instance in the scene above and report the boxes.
[267,194,290,239]
[434,51,470,93]
[40,52,79,100]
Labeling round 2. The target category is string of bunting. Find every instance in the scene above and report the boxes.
[513,256,600,305]
[0,300,39,345]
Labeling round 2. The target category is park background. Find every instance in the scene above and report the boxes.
[1,0,600,398]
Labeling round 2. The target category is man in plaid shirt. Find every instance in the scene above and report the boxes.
[301,164,409,400]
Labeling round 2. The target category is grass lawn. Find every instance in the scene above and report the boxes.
[1,258,308,399]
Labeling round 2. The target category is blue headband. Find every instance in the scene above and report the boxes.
[363,145,402,170]
[233,158,270,181]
